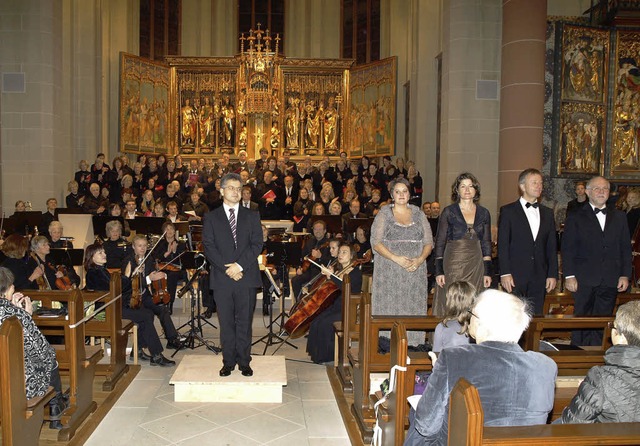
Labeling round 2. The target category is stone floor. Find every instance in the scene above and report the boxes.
[84,296,351,445]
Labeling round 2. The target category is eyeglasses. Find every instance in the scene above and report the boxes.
[607,321,618,331]
[467,308,478,319]
[223,186,243,193]
[588,187,610,193]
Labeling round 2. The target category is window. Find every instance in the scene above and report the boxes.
[342,0,380,64]
[140,0,181,61]
[238,0,285,54]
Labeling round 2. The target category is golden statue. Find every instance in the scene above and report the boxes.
[270,122,280,148]
[220,98,235,146]
[180,98,197,146]
[199,96,214,147]
[238,123,248,147]
[323,96,338,149]
[285,97,299,148]
[613,103,637,168]
[304,100,320,148]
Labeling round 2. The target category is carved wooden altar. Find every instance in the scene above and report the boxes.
[119,31,397,160]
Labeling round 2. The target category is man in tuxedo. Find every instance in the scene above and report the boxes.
[498,168,558,315]
[240,186,259,211]
[562,175,632,346]
[280,175,298,220]
[203,173,263,377]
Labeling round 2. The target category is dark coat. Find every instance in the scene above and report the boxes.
[559,345,640,423]
[562,204,632,287]
[498,200,558,282]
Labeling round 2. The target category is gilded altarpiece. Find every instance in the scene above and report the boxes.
[119,54,171,154]
[556,25,609,176]
[119,51,397,160]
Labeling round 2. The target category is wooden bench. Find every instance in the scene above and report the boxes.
[543,292,640,316]
[448,377,640,445]
[83,271,136,390]
[350,292,440,442]
[30,289,104,441]
[333,274,362,393]
[0,316,55,446]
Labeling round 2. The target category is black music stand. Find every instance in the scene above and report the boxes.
[173,222,190,238]
[252,241,301,354]
[56,208,90,215]
[8,211,43,236]
[310,215,342,235]
[129,217,166,235]
[345,217,374,235]
[172,251,220,356]
[48,249,84,267]
[92,216,124,240]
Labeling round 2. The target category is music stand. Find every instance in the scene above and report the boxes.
[345,217,373,235]
[310,215,342,235]
[92,216,124,240]
[56,208,90,215]
[252,241,301,354]
[172,251,220,356]
[173,222,190,239]
[48,249,84,267]
[129,217,166,235]
[8,211,43,236]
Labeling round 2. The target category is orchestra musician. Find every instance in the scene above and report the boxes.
[84,243,175,366]
[153,222,187,314]
[306,242,362,364]
[166,201,188,223]
[122,235,183,350]
[291,220,332,300]
[48,221,73,249]
[0,234,45,290]
[103,220,131,270]
[27,236,80,290]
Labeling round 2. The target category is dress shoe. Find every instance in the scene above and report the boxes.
[166,337,183,350]
[204,308,215,319]
[262,306,269,316]
[219,365,234,377]
[150,354,176,367]
[239,365,253,377]
[131,348,152,361]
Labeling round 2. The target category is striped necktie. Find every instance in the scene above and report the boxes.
[229,208,237,246]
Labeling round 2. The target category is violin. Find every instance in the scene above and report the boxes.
[30,253,50,290]
[54,265,75,290]
[299,239,331,273]
[129,267,143,309]
[151,260,171,305]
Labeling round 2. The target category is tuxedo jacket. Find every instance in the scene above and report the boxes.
[561,204,632,288]
[498,200,558,283]
[202,205,263,291]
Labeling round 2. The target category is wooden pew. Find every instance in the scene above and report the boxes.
[0,316,55,446]
[374,321,433,446]
[448,377,640,445]
[83,271,135,391]
[350,292,440,442]
[333,274,362,393]
[543,291,640,316]
[30,289,103,441]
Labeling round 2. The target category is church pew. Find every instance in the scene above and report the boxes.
[30,289,103,442]
[0,316,55,446]
[83,271,134,391]
[448,377,640,446]
[543,291,639,316]
[350,292,440,443]
[333,274,362,393]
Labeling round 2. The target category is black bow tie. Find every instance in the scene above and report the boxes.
[594,207,607,215]
[525,202,538,209]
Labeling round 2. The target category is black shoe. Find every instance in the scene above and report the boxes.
[239,365,253,377]
[131,348,152,361]
[262,306,269,316]
[204,308,215,319]
[166,338,182,350]
[150,354,176,367]
[219,365,234,377]
[50,420,63,429]
[49,392,69,421]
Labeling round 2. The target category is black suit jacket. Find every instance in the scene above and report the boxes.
[202,205,263,290]
[562,204,632,287]
[498,200,558,283]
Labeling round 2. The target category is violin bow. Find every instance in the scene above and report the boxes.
[304,257,342,281]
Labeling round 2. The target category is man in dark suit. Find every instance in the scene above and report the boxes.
[498,168,558,315]
[240,186,259,211]
[562,175,632,346]
[202,173,263,377]
[280,175,299,220]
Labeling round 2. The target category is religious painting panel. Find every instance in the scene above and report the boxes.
[561,25,609,104]
[609,30,640,178]
[348,57,397,157]
[119,53,171,154]
[557,102,605,176]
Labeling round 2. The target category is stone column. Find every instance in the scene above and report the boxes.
[498,0,547,205]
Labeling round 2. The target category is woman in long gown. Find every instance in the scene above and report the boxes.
[433,172,492,317]
[370,178,433,346]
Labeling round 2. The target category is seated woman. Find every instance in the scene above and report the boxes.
[557,300,640,424]
[153,222,187,314]
[354,225,372,260]
[1,234,45,290]
[0,267,68,429]
[48,221,73,249]
[404,289,557,446]
[84,243,175,366]
[27,236,78,290]
[306,242,362,364]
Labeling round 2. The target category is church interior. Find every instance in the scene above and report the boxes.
[2,0,640,445]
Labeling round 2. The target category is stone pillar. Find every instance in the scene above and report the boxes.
[498,0,547,205]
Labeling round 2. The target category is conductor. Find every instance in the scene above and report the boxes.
[203,173,263,377]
